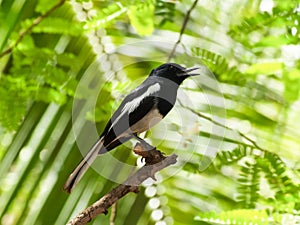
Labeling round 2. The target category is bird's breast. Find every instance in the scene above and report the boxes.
[130,108,163,134]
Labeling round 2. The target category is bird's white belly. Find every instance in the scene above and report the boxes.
[130,108,163,134]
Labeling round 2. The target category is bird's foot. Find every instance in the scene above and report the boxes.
[133,143,166,165]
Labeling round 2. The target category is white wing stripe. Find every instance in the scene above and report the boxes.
[122,83,160,113]
[110,83,161,129]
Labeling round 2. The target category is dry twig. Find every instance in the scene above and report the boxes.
[168,0,199,62]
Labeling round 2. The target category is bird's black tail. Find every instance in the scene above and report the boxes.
[63,137,104,193]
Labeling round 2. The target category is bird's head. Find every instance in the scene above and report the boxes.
[149,63,199,84]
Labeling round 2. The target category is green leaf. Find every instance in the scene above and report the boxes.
[246,62,284,75]
[191,47,246,84]
[84,3,127,30]
[56,53,81,72]
[283,68,300,103]
[127,1,154,36]
[35,0,61,14]
[254,34,298,47]
[0,77,29,130]
[155,0,176,26]
[196,209,269,224]
[36,87,67,104]
[32,17,83,35]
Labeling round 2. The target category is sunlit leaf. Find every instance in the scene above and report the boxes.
[246,62,284,75]
[283,69,300,103]
[196,209,269,224]
[127,1,154,36]
[32,17,83,35]
[254,34,298,47]
[35,0,61,14]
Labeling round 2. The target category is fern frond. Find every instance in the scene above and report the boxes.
[216,146,252,164]
[236,157,261,208]
[195,209,269,225]
[21,17,83,36]
[155,0,176,26]
[228,12,274,38]
[260,151,297,196]
[229,2,299,46]
[84,2,127,30]
[191,47,245,84]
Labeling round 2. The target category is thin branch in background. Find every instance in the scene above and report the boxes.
[167,0,199,62]
[0,0,66,59]
[66,148,177,225]
[178,99,266,151]
[110,202,117,225]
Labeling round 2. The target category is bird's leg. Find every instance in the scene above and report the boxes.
[132,134,165,165]
[132,134,155,151]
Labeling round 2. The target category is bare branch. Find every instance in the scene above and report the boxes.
[0,0,66,59]
[66,149,178,225]
[168,0,199,62]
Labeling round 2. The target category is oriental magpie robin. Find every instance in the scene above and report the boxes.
[63,63,199,193]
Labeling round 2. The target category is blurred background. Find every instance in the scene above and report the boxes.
[1,0,300,224]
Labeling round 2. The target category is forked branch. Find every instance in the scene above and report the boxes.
[66,145,177,225]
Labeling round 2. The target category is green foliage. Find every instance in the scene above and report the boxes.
[229,0,300,48]
[260,151,297,198]
[206,147,300,223]
[229,12,275,44]
[236,156,260,208]
[0,44,78,130]
[217,146,251,164]
[283,67,300,103]
[0,76,29,130]
[254,34,299,48]
[245,62,284,75]
[84,2,127,30]
[196,209,269,225]
[191,47,246,84]
[154,0,176,26]
[127,1,155,36]
[1,0,300,225]
[12,47,78,95]
[0,0,82,131]
[30,17,83,35]
[81,0,174,35]
[182,153,212,173]
[35,0,62,14]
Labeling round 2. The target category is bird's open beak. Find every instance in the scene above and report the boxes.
[178,67,200,76]
[185,67,200,76]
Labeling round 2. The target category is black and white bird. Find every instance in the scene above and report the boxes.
[63,63,199,193]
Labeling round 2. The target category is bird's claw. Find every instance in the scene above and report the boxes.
[141,157,146,163]
[134,143,166,165]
